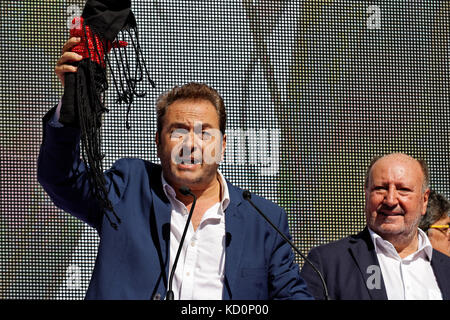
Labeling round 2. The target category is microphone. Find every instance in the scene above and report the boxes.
[242,190,329,300]
[166,186,197,300]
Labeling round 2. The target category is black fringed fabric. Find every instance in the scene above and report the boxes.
[59,0,155,230]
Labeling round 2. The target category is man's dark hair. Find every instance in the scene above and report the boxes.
[156,82,227,137]
[419,190,450,233]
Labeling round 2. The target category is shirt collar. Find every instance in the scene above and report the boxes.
[368,227,434,261]
[161,170,230,214]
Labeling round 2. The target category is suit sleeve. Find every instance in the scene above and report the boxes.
[37,108,128,230]
[268,207,314,300]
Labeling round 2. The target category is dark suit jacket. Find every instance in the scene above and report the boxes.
[300,227,450,300]
[37,110,312,300]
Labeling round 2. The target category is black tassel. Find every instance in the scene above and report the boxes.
[72,18,154,230]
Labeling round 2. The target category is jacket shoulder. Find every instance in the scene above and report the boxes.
[310,235,356,252]
[110,158,160,170]
[308,229,371,259]
[228,182,283,210]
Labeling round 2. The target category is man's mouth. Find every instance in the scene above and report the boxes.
[178,157,202,165]
[179,158,202,165]
[378,210,404,217]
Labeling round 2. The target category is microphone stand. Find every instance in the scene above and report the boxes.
[166,186,197,300]
[243,190,329,300]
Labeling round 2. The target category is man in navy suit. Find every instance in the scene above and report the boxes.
[37,37,312,300]
[301,153,450,300]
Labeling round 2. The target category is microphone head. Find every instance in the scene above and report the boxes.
[242,190,252,200]
[179,186,191,196]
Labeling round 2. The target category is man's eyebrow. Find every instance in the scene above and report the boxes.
[395,183,414,189]
[200,123,215,129]
[167,122,189,129]
[167,122,216,129]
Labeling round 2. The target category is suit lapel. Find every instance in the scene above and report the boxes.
[147,163,172,298]
[431,250,450,300]
[348,227,388,300]
[223,182,246,300]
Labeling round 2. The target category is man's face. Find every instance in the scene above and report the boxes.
[156,98,226,192]
[428,215,450,257]
[365,155,429,242]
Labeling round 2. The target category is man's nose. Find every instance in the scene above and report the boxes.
[182,130,201,150]
[384,186,399,207]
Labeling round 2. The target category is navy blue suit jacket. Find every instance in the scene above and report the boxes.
[37,110,312,300]
[300,227,450,300]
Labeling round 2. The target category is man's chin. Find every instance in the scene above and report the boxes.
[375,225,403,235]
[171,172,205,188]
[371,223,419,244]
[163,163,219,190]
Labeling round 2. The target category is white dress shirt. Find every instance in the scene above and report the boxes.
[162,171,230,300]
[50,99,64,127]
[369,227,442,300]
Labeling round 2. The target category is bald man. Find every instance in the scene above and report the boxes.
[301,153,450,300]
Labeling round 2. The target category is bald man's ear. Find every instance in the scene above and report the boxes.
[421,188,430,216]
[364,185,370,206]
[364,176,371,200]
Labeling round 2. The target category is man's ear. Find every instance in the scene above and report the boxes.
[221,133,227,162]
[421,188,430,216]
[155,131,159,146]
[155,131,161,157]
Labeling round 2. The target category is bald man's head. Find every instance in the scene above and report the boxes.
[364,153,429,193]
[364,153,431,250]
